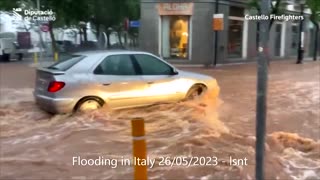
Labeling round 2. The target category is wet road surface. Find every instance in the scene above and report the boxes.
[0,60,319,179]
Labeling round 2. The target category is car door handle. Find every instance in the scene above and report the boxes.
[102,83,111,86]
[147,82,154,84]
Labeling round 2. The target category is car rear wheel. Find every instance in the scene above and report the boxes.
[75,97,104,112]
[185,85,206,100]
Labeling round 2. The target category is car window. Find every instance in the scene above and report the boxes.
[133,54,173,75]
[47,55,85,71]
[94,54,136,75]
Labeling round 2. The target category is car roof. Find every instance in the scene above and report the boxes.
[73,50,151,56]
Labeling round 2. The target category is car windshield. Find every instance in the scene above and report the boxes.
[47,55,85,71]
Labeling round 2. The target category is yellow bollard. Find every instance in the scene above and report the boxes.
[34,52,38,64]
[131,118,147,180]
[54,52,59,61]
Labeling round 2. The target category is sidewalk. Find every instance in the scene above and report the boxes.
[173,59,319,69]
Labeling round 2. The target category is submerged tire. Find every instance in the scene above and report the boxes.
[74,97,104,112]
[185,85,207,100]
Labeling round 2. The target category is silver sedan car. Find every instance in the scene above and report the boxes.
[34,50,219,114]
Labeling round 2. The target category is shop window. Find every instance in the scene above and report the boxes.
[230,6,244,17]
[228,19,243,58]
[274,23,282,56]
[161,16,190,59]
[291,24,299,56]
[228,6,245,59]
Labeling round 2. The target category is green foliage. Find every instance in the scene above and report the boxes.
[89,0,139,29]
[0,0,20,11]
[248,0,283,15]
[1,0,140,29]
[247,0,261,12]
[248,0,320,28]
[307,0,320,25]
[1,0,140,48]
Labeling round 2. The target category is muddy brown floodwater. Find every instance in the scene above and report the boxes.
[0,60,319,180]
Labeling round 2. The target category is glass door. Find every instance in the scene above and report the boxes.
[161,15,190,59]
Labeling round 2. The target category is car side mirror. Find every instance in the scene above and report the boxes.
[172,68,179,75]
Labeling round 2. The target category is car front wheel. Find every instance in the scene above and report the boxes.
[185,85,206,100]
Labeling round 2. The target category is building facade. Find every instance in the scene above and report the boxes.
[139,0,320,65]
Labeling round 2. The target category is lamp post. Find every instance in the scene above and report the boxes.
[297,1,305,64]
[213,0,219,67]
[255,0,270,179]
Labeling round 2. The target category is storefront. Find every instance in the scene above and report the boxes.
[140,1,218,65]
[158,3,193,60]
[139,0,317,65]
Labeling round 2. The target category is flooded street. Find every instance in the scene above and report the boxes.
[0,60,319,179]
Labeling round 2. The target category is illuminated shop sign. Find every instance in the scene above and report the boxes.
[158,3,194,15]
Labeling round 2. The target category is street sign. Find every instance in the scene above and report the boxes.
[212,14,224,31]
[129,21,140,28]
[40,24,49,32]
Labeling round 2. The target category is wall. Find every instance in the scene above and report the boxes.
[139,2,160,56]
[187,1,214,65]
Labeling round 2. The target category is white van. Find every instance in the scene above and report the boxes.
[0,32,31,61]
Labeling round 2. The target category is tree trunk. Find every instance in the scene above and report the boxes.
[73,30,77,46]
[95,23,100,40]
[83,27,88,43]
[296,4,305,64]
[313,25,319,61]
[268,0,280,31]
[117,31,123,48]
[79,28,83,45]
[48,21,57,54]
[124,32,128,47]
[106,31,111,49]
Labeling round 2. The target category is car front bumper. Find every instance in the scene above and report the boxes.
[34,93,75,114]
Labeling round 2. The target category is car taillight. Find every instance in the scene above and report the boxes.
[48,81,65,92]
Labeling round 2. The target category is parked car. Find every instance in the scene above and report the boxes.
[33,50,219,114]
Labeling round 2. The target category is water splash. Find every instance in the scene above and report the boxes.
[0,87,319,179]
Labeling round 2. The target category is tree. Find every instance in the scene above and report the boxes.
[307,0,320,61]
[0,0,20,11]
[89,0,123,47]
[249,0,283,29]
[89,0,140,48]
[249,0,283,51]
[30,0,92,53]
[1,0,141,52]
[62,0,91,44]
[125,0,140,47]
[0,0,29,31]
